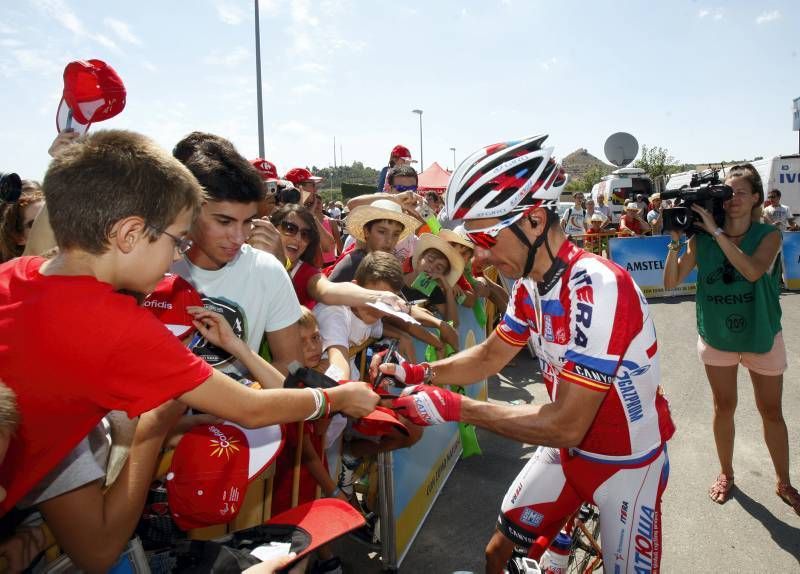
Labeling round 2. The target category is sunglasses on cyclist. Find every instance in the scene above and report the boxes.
[393,184,418,192]
[278,220,314,241]
[464,213,525,249]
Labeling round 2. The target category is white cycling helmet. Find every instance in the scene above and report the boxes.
[445,135,567,222]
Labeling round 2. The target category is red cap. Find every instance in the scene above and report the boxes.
[391,145,413,161]
[143,274,203,340]
[166,423,284,531]
[266,499,366,560]
[56,59,126,134]
[353,406,409,437]
[284,167,323,187]
[251,158,279,181]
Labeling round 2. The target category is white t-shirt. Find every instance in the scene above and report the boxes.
[562,207,586,235]
[764,203,792,231]
[172,244,301,377]
[313,302,383,380]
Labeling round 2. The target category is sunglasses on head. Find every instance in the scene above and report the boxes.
[464,212,525,249]
[393,184,418,192]
[278,220,314,241]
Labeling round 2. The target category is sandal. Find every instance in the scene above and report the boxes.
[776,482,800,516]
[708,474,734,504]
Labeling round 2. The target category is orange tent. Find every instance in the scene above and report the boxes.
[417,162,451,192]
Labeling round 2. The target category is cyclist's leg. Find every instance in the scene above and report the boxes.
[488,447,581,573]
[588,446,670,574]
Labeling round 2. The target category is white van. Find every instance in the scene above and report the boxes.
[590,167,654,222]
[665,156,800,216]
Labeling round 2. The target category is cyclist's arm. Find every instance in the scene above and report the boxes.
[459,375,605,447]
[424,330,522,387]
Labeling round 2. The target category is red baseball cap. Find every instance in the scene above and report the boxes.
[265,498,365,560]
[391,144,415,162]
[56,59,126,134]
[284,167,323,187]
[251,158,279,181]
[166,423,284,531]
[143,274,203,340]
[353,406,409,437]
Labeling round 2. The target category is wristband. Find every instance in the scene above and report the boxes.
[420,362,435,383]
[322,389,333,417]
[713,227,724,238]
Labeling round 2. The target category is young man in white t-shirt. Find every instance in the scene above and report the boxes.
[171,133,303,379]
[764,189,798,231]
[561,192,586,245]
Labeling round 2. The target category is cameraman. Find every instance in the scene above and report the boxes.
[663,164,798,515]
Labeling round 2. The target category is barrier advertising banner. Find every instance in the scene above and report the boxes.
[384,305,487,568]
[608,235,697,298]
[782,231,800,290]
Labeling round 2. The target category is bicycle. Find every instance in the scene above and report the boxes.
[506,502,602,574]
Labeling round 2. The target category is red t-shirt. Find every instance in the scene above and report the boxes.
[290,261,321,309]
[0,257,213,512]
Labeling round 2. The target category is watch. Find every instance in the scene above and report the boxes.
[713,227,724,237]
[420,362,435,383]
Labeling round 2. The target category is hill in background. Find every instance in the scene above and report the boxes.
[561,148,615,180]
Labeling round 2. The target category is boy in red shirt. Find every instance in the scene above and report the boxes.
[0,131,378,552]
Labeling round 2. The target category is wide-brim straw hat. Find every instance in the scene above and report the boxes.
[438,226,475,251]
[346,199,421,243]
[412,233,465,288]
[624,201,641,213]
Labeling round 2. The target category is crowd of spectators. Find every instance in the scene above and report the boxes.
[0,134,508,573]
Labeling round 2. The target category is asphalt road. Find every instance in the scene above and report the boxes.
[337,291,800,573]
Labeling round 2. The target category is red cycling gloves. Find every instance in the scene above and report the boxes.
[391,384,463,426]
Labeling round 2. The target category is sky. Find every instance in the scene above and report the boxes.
[1,0,799,181]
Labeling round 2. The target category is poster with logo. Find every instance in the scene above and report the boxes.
[608,236,697,298]
[386,306,487,568]
[782,231,800,290]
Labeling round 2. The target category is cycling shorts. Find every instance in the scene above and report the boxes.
[498,445,669,573]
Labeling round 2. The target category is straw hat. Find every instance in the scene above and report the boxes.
[345,199,421,243]
[589,213,605,223]
[412,233,465,288]
[438,226,475,251]
[624,201,641,213]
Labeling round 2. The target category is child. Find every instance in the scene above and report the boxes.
[584,213,608,256]
[0,130,378,569]
[402,233,463,328]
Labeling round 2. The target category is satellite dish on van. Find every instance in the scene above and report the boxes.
[604,132,639,167]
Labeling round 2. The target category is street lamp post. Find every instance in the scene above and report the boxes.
[449,147,456,171]
[411,109,423,171]
[254,0,265,158]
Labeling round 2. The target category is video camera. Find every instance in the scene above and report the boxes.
[661,169,733,236]
[0,172,22,204]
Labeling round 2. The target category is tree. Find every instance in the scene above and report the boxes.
[633,145,681,181]
[565,164,611,194]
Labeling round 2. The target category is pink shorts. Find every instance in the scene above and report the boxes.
[697,331,787,376]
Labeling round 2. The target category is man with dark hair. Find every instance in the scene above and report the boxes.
[763,189,798,231]
[171,133,303,376]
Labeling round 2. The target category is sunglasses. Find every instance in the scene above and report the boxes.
[393,184,418,192]
[464,213,524,249]
[278,220,314,241]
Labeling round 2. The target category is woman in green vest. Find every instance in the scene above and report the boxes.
[664,164,798,514]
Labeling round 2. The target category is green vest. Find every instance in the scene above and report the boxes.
[695,223,781,353]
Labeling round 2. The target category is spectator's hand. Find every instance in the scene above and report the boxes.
[393,191,420,212]
[472,277,490,298]
[368,291,410,313]
[48,130,80,158]
[330,381,379,418]
[439,321,459,352]
[0,526,49,573]
[690,203,717,235]
[390,384,462,426]
[248,218,286,261]
[188,307,244,355]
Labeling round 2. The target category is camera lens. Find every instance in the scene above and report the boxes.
[0,172,22,204]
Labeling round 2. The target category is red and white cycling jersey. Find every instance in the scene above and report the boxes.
[496,241,675,462]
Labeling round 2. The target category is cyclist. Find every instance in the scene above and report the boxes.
[378,135,676,573]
